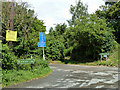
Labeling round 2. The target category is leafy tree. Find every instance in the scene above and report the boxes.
[67,14,116,62]
[96,1,120,43]
[46,24,66,60]
[67,0,88,25]
[2,44,17,70]
[2,2,46,58]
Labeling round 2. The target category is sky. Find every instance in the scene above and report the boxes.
[21,0,105,34]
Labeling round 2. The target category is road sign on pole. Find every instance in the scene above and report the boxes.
[39,32,45,43]
[38,32,46,60]
[38,42,46,47]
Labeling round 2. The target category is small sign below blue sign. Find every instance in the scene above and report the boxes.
[39,32,45,43]
[38,42,46,47]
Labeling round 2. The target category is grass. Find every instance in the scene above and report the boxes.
[2,58,52,87]
[2,67,52,87]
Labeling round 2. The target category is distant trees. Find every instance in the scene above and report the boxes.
[46,0,117,62]
[67,0,88,26]
[46,23,66,60]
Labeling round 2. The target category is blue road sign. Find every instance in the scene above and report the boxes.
[39,32,45,43]
[38,42,46,47]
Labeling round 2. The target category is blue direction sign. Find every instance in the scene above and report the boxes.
[39,32,45,43]
[38,42,46,47]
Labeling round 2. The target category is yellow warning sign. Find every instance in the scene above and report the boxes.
[6,30,17,41]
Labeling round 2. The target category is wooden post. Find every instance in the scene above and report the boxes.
[9,0,14,49]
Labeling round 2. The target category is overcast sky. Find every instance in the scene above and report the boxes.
[21,0,105,34]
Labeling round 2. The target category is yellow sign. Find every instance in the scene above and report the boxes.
[6,30,17,41]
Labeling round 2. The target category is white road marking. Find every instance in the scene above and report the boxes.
[91,72,110,76]
[76,79,85,82]
[79,82,88,87]
[104,74,118,84]
[64,70,72,72]
[57,69,63,71]
[87,79,105,86]
[52,84,60,87]
[96,85,104,88]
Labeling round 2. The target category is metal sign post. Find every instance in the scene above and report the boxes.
[99,53,109,61]
[43,47,45,60]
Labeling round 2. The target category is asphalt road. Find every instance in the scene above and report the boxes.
[7,64,119,89]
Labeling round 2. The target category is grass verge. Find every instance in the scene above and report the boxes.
[2,67,52,87]
[2,58,52,87]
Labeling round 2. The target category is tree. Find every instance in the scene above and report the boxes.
[96,1,120,43]
[67,0,88,26]
[55,23,67,35]
[46,23,67,61]
[67,14,116,62]
[2,2,46,58]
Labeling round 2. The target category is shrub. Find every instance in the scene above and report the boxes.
[2,44,17,70]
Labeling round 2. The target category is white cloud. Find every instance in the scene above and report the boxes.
[42,17,54,34]
[22,0,105,33]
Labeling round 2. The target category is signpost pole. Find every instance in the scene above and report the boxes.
[101,55,102,61]
[43,47,45,60]
[38,32,46,60]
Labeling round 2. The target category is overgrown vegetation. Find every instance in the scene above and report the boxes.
[2,57,52,87]
[1,2,51,87]
[50,48,118,67]
[1,0,120,87]
[46,0,119,64]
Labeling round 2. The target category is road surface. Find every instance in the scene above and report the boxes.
[6,64,119,88]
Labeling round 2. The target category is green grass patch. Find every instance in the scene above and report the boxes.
[2,67,52,87]
[2,58,52,87]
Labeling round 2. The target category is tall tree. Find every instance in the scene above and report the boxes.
[2,2,46,57]
[96,1,120,43]
[67,0,88,26]
[67,14,116,61]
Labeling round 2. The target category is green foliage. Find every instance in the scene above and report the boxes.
[46,35,65,60]
[2,2,46,58]
[66,14,116,62]
[2,57,51,87]
[46,24,66,61]
[1,2,50,87]
[95,1,120,43]
[2,66,52,87]
[68,0,88,25]
[2,44,17,70]
[46,1,116,63]
[33,58,49,68]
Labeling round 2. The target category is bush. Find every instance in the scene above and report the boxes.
[34,58,48,68]
[2,44,17,70]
